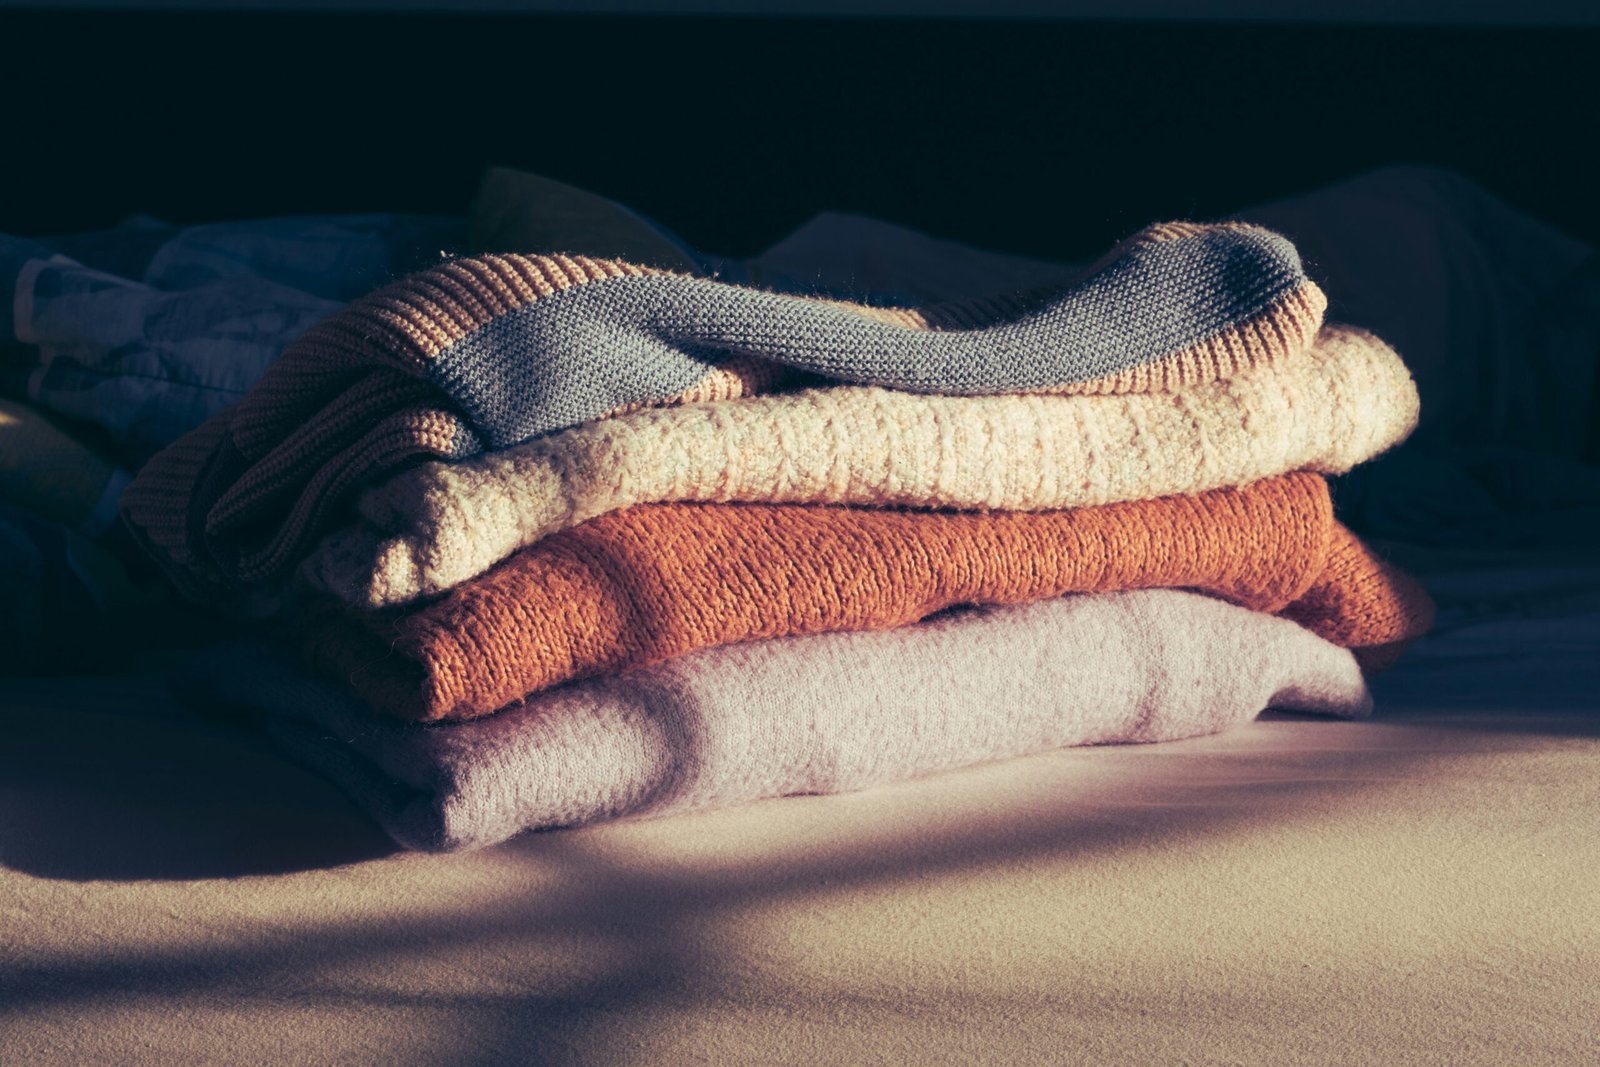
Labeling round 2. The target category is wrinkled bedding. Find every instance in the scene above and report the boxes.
[1,214,462,464]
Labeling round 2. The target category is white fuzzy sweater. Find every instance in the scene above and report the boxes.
[191,589,1373,851]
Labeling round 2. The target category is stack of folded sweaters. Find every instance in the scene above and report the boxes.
[122,220,1434,851]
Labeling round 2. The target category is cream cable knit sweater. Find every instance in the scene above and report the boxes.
[306,325,1418,608]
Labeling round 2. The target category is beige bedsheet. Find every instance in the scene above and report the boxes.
[2,666,1596,1065]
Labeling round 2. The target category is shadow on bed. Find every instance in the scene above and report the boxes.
[2,614,1597,886]
[3,697,1595,1058]
[6,544,1598,884]
[0,675,394,881]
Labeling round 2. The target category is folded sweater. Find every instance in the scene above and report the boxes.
[197,589,1375,852]
[120,221,1325,598]
[303,473,1434,722]
[310,325,1415,608]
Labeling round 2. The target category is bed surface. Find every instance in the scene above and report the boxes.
[3,552,1596,1065]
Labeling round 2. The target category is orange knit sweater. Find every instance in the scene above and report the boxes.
[303,472,1434,722]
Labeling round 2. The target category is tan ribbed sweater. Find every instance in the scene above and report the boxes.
[306,325,1417,607]
[303,473,1435,722]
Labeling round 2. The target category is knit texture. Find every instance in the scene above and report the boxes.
[119,221,1325,598]
[196,589,1375,851]
[310,325,1415,607]
[302,472,1434,722]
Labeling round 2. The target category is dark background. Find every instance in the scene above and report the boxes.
[1,8,1596,259]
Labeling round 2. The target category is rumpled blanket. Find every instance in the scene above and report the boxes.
[1239,166,1600,545]
[308,324,1416,608]
[190,589,1375,851]
[303,472,1434,722]
[1237,166,1598,463]
[120,222,1325,599]
[1,214,462,464]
